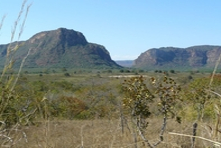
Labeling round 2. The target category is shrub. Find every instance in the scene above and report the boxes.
[64,72,70,77]
[49,96,87,119]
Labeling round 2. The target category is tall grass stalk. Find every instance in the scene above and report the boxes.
[209,53,221,88]
[209,53,221,144]
[0,15,6,31]
[1,0,31,82]
[0,0,33,147]
[11,47,31,91]
[198,52,221,147]
[10,3,31,91]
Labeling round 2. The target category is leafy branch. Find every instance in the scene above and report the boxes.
[122,75,181,147]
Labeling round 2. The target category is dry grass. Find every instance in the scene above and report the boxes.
[7,117,218,148]
[18,119,131,148]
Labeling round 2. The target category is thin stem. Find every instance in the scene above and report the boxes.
[132,119,153,148]
[191,122,198,148]
[153,114,167,147]
[11,0,27,44]
[1,0,28,80]
[17,3,31,41]
[80,124,86,148]
[209,53,221,88]
[11,47,31,91]
[169,132,221,146]
[0,15,6,31]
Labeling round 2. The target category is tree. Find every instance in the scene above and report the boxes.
[170,69,175,73]
[122,76,154,147]
[122,75,181,147]
[64,72,70,77]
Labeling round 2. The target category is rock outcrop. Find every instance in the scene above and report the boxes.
[134,45,221,70]
[0,28,121,69]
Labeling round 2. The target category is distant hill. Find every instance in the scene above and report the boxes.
[115,60,134,67]
[0,28,121,69]
[133,45,221,71]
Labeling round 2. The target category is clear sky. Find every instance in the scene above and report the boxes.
[0,0,221,60]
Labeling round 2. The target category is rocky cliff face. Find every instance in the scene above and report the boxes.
[0,28,121,69]
[134,45,221,70]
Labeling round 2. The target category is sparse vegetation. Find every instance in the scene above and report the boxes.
[0,64,221,147]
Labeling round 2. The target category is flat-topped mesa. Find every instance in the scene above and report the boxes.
[134,45,221,70]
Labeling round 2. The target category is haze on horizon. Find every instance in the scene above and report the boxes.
[0,0,221,60]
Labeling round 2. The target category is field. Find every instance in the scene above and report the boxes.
[1,69,221,147]
[16,119,214,148]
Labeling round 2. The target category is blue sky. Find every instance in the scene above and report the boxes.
[0,0,221,60]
